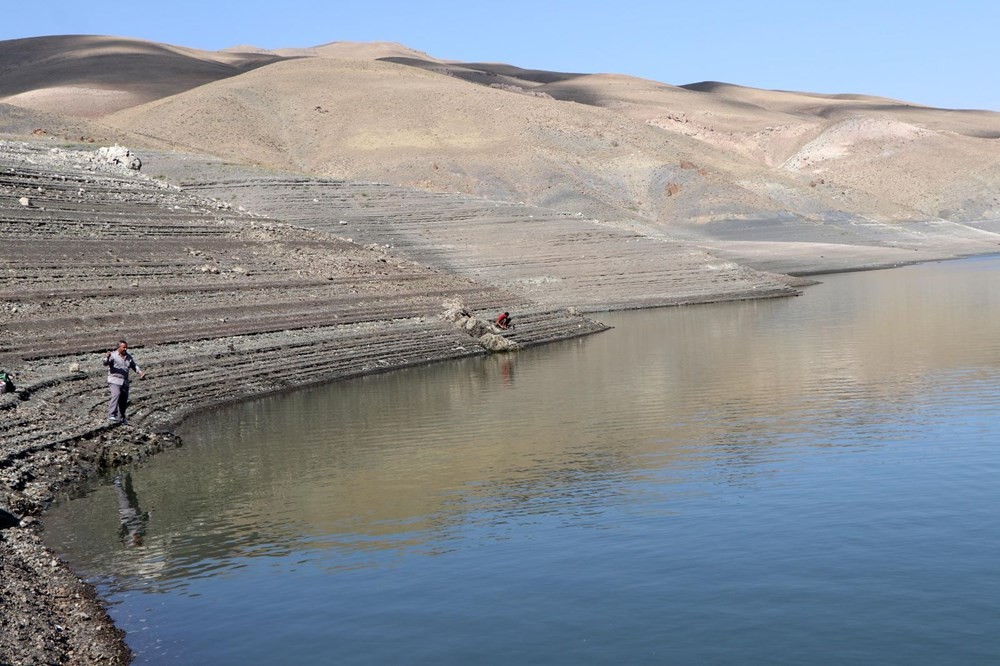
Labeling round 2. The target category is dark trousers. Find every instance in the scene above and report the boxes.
[108,382,130,420]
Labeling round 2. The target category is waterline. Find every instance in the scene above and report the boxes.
[46,257,1000,664]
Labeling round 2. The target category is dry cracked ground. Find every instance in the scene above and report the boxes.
[0,139,805,664]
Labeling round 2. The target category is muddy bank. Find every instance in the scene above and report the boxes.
[0,141,614,664]
[0,425,172,665]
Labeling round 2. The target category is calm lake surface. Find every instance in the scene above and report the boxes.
[46,257,1000,665]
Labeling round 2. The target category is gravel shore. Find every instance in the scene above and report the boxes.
[0,140,805,664]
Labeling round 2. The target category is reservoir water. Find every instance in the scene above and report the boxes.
[46,257,1000,664]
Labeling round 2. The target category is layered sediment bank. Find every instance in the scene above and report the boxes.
[0,142,800,664]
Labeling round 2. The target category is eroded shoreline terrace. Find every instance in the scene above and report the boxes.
[0,140,800,663]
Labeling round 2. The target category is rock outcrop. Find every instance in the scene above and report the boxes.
[95,144,141,170]
[442,300,522,352]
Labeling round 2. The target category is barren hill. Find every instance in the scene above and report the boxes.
[0,35,281,117]
[105,56,753,218]
[2,34,999,232]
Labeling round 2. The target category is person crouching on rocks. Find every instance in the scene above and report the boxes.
[496,311,512,330]
[103,339,145,425]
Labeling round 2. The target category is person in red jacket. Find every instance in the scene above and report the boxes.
[496,311,512,330]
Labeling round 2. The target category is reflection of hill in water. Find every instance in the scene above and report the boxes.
[46,258,1000,589]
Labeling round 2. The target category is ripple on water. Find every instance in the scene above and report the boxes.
[43,256,1000,665]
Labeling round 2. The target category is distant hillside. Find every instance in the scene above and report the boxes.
[1,35,997,224]
[0,35,281,116]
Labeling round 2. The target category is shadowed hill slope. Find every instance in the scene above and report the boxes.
[0,35,283,117]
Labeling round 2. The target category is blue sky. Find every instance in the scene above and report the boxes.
[3,1,998,110]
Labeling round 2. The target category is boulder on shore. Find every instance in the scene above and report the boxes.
[479,332,520,352]
[96,145,141,171]
[442,300,520,352]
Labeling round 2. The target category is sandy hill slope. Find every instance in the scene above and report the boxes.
[526,75,1000,221]
[0,35,281,117]
[104,56,768,220]
[101,52,999,225]
[2,36,998,226]
[286,41,439,60]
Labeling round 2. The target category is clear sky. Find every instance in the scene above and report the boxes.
[3,0,998,110]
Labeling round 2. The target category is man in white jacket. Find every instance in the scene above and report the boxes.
[103,339,145,424]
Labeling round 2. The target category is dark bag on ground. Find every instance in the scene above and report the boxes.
[0,370,15,394]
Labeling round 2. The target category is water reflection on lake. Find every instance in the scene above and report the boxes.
[46,257,1000,664]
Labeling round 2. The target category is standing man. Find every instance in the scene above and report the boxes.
[104,339,145,424]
